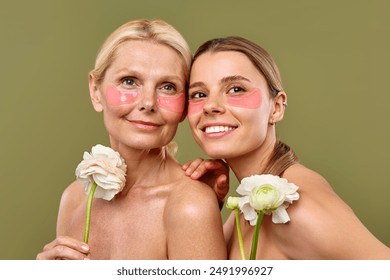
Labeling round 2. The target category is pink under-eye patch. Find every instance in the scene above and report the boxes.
[105,85,185,113]
[157,92,185,113]
[188,100,205,115]
[187,88,262,115]
[105,85,138,106]
[227,88,262,108]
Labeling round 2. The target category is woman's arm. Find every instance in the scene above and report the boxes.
[36,181,90,260]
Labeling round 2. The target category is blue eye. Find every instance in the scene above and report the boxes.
[121,78,135,86]
[162,84,175,91]
[159,83,178,96]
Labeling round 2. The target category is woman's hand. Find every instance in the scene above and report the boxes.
[36,236,90,260]
[183,158,230,208]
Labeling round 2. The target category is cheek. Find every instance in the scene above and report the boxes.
[105,85,185,114]
[187,100,205,116]
[227,88,262,109]
[157,92,185,113]
[105,85,138,106]
[186,114,198,131]
[187,89,263,116]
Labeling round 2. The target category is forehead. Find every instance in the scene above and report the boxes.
[111,40,185,75]
[191,51,262,81]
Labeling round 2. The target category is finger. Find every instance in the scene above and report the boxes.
[39,236,89,258]
[203,160,223,171]
[215,174,229,200]
[189,159,217,179]
[184,158,205,176]
[54,236,90,253]
[182,161,191,170]
[190,159,228,179]
[190,164,209,179]
[37,243,89,260]
[204,159,229,173]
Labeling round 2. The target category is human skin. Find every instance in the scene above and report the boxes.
[185,50,390,259]
[36,40,226,260]
[105,84,186,113]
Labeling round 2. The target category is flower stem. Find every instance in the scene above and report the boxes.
[249,211,264,260]
[234,208,246,260]
[84,182,97,244]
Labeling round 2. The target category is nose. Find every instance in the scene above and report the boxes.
[203,94,225,115]
[138,87,156,112]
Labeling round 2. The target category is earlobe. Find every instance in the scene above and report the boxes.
[89,74,104,112]
[271,91,287,123]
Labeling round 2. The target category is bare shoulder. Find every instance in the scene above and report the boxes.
[166,176,220,218]
[284,163,334,192]
[59,180,86,210]
[282,163,354,226]
[279,164,390,259]
[163,174,222,235]
[283,164,352,212]
[283,163,348,208]
[163,175,226,259]
[56,180,86,234]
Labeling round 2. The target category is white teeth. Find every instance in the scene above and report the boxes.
[205,126,235,133]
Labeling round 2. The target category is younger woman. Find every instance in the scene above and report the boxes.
[184,36,390,259]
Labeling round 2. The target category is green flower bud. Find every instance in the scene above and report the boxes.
[226,196,240,210]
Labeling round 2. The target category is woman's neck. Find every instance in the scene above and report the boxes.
[226,137,276,181]
[111,144,178,195]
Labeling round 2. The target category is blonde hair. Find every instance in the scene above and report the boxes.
[193,36,298,176]
[89,19,192,86]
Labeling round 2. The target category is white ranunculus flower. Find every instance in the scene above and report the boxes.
[75,144,127,200]
[237,174,299,225]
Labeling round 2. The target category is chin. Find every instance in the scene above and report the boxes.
[202,147,230,159]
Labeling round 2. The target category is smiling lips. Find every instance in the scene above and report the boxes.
[129,120,161,130]
[204,125,236,134]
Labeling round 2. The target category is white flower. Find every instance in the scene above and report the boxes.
[237,174,299,225]
[75,144,127,200]
[226,196,240,210]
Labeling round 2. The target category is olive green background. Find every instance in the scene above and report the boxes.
[1,0,389,259]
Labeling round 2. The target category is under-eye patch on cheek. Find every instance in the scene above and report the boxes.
[227,88,262,109]
[105,85,138,106]
[187,88,262,115]
[157,92,185,113]
[187,100,205,116]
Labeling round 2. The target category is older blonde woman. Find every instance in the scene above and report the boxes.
[36,20,226,260]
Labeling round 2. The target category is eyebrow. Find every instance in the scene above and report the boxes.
[189,75,251,89]
[116,68,184,84]
[220,75,251,84]
[189,81,206,89]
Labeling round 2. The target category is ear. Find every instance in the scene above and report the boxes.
[88,74,104,112]
[270,91,287,124]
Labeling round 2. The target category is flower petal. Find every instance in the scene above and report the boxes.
[272,205,290,223]
[236,182,253,196]
[76,145,127,201]
[238,196,258,226]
